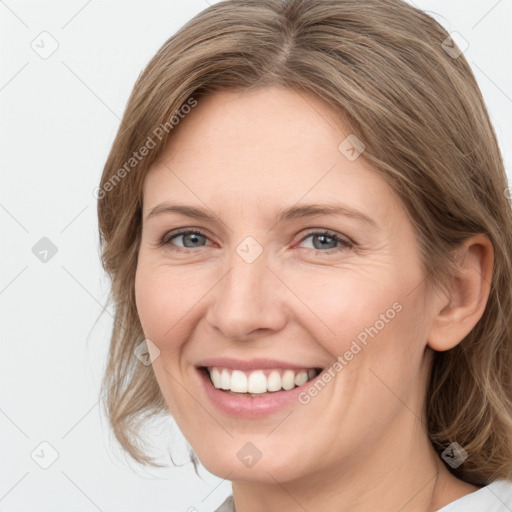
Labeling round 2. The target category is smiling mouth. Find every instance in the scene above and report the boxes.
[199,366,322,397]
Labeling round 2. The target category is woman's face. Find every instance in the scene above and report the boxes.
[135,86,437,483]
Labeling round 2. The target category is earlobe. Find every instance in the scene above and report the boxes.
[427,234,494,352]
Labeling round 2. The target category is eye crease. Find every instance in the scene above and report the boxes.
[158,228,354,253]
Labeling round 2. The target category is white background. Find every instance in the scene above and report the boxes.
[1,1,511,511]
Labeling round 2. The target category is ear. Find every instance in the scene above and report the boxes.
[427,234,494,352]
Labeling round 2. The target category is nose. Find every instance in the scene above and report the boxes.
[205,246,288,341]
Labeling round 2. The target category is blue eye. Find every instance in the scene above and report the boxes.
[297,230,353,253]
[159,228,353,254]
[160,229,209,250]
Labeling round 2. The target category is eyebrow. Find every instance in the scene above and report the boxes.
[145,202,378,229]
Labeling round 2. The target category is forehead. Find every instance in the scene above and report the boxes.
[142,86,404,228]
[157,86,347,166]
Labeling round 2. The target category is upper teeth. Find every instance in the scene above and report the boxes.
[207,367,318,394]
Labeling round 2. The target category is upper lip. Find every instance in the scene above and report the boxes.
[196,357,322,371]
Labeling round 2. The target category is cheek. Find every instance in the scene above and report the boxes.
[134,264,202,416]
[298,265,428,395]
[325,283,430,423]
[134,263,205,346]
[287,267,406,350]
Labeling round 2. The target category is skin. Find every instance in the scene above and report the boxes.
[134,86,493,512]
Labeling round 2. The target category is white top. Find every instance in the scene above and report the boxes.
[214,480,512,511]
[436,479,512,511]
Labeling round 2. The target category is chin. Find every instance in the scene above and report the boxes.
[192,440,308,484]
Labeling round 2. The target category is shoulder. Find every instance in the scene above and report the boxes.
[212,483,512,512]
[213,495,234,512]
[436,479,512,511]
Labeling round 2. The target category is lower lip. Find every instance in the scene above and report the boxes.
[197,368,318,418]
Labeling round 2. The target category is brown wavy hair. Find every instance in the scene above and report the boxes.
[97,0,512,485]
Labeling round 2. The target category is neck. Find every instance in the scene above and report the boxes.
[230,414,466,512]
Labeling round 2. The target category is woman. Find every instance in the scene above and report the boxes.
[97,0,512,510]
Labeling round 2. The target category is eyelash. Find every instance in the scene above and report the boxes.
[158,228,353,254]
